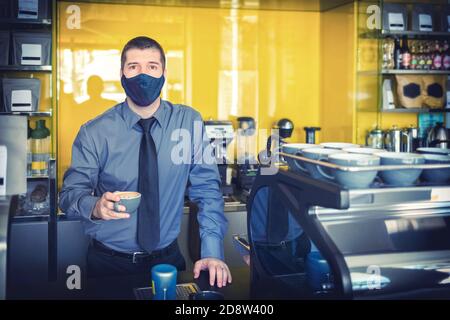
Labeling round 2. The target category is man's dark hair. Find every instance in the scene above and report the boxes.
[120,36,166,70]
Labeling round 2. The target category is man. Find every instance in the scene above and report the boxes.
[59,36,232,288]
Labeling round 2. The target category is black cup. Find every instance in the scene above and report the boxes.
[189,291,224,300]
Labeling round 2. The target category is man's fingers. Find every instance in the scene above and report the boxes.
[193,261,202,278]
[101,198,126,212]
[103,208,130,219]
[104,192,120,202]
[222,267,228,287]
[209,264,216,287]
[226,265,232,283]
[102,199,115,210]
[216,265,223,288]
[110,211,130,219]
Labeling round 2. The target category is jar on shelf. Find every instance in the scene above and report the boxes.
[31,119,50,176]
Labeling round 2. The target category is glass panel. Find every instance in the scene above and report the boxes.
[250,187,310,276]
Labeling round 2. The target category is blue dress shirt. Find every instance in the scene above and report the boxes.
[59,100,227,260]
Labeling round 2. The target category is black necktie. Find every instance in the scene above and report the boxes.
[137,117,160,253]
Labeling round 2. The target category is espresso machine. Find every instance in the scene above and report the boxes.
[204,120,235,197]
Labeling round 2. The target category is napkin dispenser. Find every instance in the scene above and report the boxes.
[2,78,40,112]
[412,4,435,32]
[12,32,51,66]
[383,3,408,31]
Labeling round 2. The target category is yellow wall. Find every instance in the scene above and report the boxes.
[56,1,428,188]
[320,2,356,143]
[57,2,321,186]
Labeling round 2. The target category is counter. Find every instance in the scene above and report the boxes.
[7,198,249,299]
[9,267,250,300]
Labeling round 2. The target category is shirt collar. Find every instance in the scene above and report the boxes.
[120,99,166,130]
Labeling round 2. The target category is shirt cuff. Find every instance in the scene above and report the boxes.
[78,195,101,224]
[201,235,224,261]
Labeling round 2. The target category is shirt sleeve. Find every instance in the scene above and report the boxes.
[59,125,101,223]
[187,113,228,261]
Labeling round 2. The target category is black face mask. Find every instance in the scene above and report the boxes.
[121,73,165,107]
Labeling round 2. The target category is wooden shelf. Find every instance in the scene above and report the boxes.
[382,108,450,113]
[382,69,450,75]
[0,65,52,72]
[0,111,52,117]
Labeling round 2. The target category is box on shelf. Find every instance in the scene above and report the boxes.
[411,4,435,32]
[442,5,450,33]
[383,3,408,32]
[12,0,51,21]
[1,78,41,112]
[0,31,10,66]
[382,79,395,110]
[12,31,51,66]
[422,75,447,109]
[395,75,423,109]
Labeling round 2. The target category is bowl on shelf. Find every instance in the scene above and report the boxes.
[282,143,322,174]
[300,148,343,179]
[318,153,380,189]
[320,142,360,150]
[416,147,450,156]
[420,154,450,184]
[377,152,425,186]
[342,147,385,155]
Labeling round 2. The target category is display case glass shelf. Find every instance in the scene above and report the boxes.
[382,108,450,113]
[381,69,450,75]
[0,111,52,117]
[0,18,51,25]
[0,66,52,72]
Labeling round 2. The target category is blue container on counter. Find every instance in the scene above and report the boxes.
[151,264,177,300]
[305,251,333,292]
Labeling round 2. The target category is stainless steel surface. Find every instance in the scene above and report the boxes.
[402,126,419,152]
[427,122,449,149]
[310,201,450,220]
[0,196,11,299]
[385,126,402,152]
[280,152,450,172]
[183,200,246,214]
[344,251,450,269]
[0,116,27,195]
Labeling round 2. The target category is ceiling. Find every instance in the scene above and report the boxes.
[61,0,356,12]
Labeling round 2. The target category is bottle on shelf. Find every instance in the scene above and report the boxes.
[401,36,411,70]
[383,38,395,70]
[31,119,51,176]
[27,120,32,177]
[394,37,402,70]
[410,41,418,70]
[425,42,433,70]
[418,42,426,70]
[442,40,450,71]
[432,40,442,70]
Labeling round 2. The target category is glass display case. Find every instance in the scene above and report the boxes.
[355,0,450,146]
[0,0,57,219]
